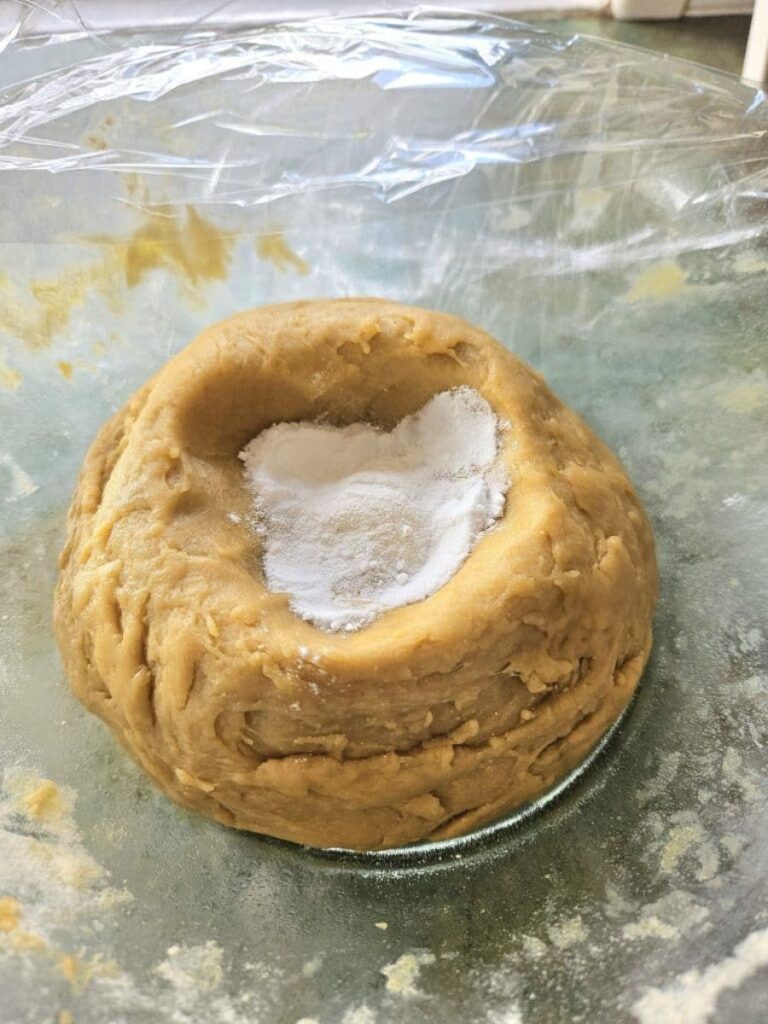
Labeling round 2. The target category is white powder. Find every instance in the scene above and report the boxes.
[631,926,768,1024]
[239,387,508,632]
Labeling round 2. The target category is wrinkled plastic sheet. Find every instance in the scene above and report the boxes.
[0,11,766,460]
[1,10,768,1024]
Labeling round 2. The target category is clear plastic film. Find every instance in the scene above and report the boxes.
[0,11,767,489]
[1,10,768,1024]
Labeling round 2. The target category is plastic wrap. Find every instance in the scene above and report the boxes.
[0,11,766,522]
[1,11,768,1024]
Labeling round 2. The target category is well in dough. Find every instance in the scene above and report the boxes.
[54,299,658,850]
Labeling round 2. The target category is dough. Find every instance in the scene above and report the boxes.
[54,299,658,850]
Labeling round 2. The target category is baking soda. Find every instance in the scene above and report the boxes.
[239,387,508,632]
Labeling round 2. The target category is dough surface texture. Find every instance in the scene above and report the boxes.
[54,299,658,850]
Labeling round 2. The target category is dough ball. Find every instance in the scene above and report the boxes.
[54,299,658,850]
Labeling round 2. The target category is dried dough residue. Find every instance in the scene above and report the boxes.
[256,231,309,275]
[380,951,435,997]
[0,201,232,350]
[0,897,22,933]
[117,205,233,289]
[57,950,118,994]
[0,356,22,390]
[624,261,689,304]
[23,778,68,822]
[713,369,768,414]
[0,265,120,350]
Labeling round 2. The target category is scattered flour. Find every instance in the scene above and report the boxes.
[521,935,547,959]
[302,954,323,977]
[156,941,224,992]
[623,916,680,941]
[631,926,768,1024]
[635,752,682,807]
[546,915,588,950]
[486,1009,523,1024]
[659,812,719,880]
[0,451,38,502]
[239,387,508,632]
[621,887,710,944]
[380,951,436,997]
[721,746,761,803]
[720,833,748,859]
[342,1005,377,1024]
[0,772,133,950]
[0,770,278,1023]
[622,890,709,943]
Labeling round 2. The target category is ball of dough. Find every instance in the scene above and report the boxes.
[54,299,658,850]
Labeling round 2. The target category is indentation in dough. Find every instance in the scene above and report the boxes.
[164,459,185,490]
[180,661,206,711]
[111,596,124,641]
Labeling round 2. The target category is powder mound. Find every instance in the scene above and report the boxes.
[239,387,508,632]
